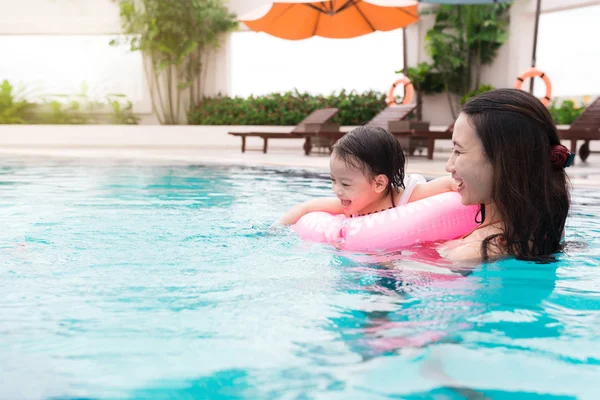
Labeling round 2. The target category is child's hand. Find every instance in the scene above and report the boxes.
[279,197,345,225]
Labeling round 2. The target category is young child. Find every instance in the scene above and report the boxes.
[279,125,456,225]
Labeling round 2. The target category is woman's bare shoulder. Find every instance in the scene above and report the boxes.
[439,226,506,262]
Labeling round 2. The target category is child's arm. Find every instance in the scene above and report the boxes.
[408,176,457,203]
[279,197,345,225]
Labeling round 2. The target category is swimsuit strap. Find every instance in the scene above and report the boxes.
[352,174,426,218]
[398,174,426,205]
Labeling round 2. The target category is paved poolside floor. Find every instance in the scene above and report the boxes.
[1,146,599,188]
[0,125,598,187]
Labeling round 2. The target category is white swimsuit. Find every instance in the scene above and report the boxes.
[398,174,426,206]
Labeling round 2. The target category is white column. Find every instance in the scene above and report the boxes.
[202,34,233,97]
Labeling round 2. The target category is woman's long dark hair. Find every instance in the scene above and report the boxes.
[461,89,570,261]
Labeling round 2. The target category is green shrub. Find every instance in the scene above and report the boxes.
[187,90,389,126]
[549,99,585,125]
[0,80,34,124]
[0,79,139,125]
[459,84,495,105]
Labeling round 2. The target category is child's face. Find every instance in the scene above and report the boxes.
[329,153,387,215]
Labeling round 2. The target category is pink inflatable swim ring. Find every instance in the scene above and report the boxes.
[291,192,480,253]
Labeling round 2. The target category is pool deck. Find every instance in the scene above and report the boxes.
[0,125,599,187]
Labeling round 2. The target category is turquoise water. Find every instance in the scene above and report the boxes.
[0,159,599,400]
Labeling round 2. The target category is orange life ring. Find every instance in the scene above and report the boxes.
[514,67,552,106]
[386,77,414,106]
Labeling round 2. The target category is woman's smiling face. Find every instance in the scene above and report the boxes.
[446,113,494,206]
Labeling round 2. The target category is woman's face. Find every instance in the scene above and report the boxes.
[446,113,494,205]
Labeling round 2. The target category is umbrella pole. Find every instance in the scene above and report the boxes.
[403,28,408,76]
[529,0,542,93]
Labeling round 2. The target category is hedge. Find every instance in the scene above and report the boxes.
[187,89,589,126]
[187,90,390,126]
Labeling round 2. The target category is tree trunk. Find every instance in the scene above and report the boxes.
[166,63,176,124]
[446,89,457,120]
[460,7,471,98]
[175,64,181,124]
[196,48,204,106]
[200,50,210,100]
[188,56,195,113]
[474,45,482,89]
[416,90,423,121]
[142,53,165,125]
[152,60,169,124]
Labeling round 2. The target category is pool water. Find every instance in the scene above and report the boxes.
[0,159,599,400]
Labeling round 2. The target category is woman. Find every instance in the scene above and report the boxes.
[440,89,573,262]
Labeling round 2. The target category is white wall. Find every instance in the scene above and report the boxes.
[226,0,272,19]
[535,0,600,13]
[0,0,122,35]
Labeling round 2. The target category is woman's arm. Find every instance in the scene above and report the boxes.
[279,197,345,225]
[408,176,457,203]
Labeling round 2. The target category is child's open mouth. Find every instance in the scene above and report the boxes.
[341,200,352,208]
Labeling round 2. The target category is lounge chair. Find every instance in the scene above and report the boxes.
[365,104,418,130]
[302,104,417,155]
[228,108,339,153]
[389,125,454,160]
[558,97,600,162]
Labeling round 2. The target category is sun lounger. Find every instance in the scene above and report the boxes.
[558,97,600,162]
[302,105,417,155]
[228,108,339,153]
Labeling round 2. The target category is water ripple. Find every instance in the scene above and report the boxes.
[0,158,598,399]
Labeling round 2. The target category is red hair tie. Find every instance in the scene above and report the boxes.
[551,144,574,169]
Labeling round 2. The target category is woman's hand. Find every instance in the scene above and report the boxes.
[408,176,457,203]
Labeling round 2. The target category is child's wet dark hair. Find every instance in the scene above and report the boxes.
[332,125,406,199]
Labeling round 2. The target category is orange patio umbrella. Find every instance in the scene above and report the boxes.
[241,0,419,41]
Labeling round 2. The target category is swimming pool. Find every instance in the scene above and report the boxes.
[1,159,599,399]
